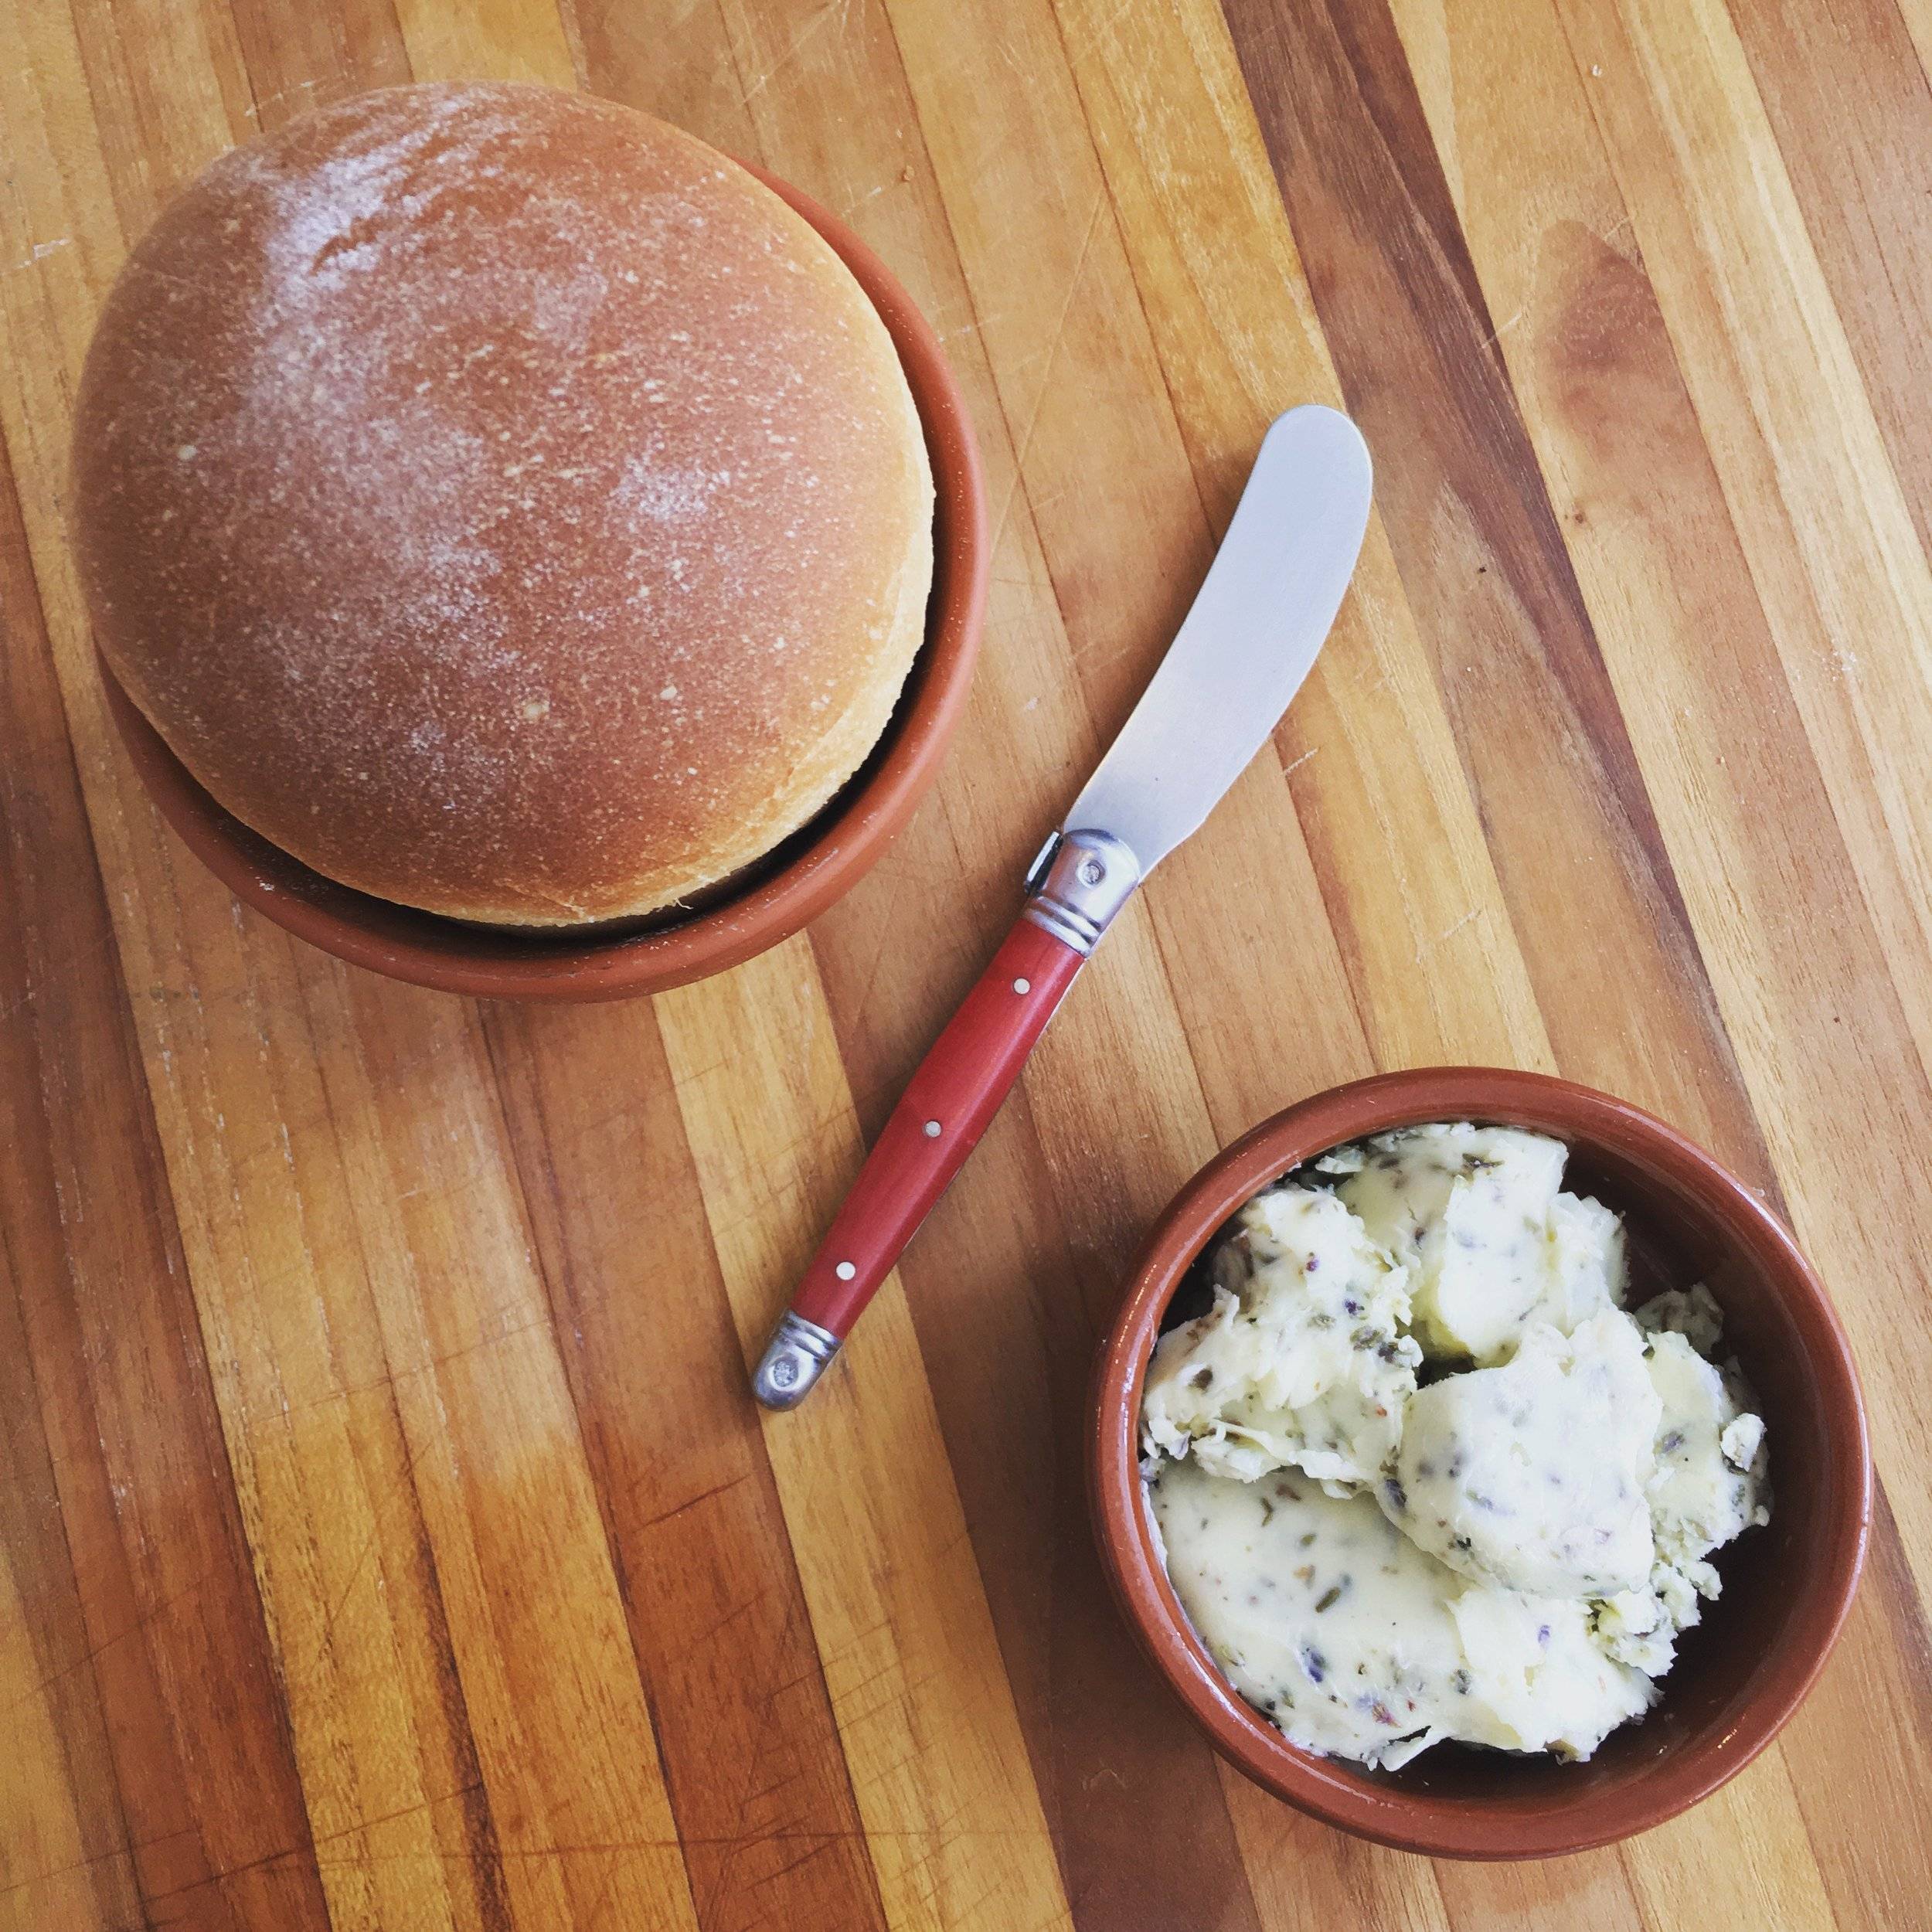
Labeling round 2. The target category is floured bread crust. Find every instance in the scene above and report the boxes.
[72,82,934,925]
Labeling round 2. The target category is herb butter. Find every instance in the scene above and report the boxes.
[1152,1458,1655,1769]
[1329,1124,1624,1364]
[1141,1184,1420,1490]
[1387,1311,1660,1598]
[1590,1295,1773,1673]
[1143,1124,1771,1768]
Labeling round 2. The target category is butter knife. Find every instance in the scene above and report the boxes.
[752,405,1373,1407]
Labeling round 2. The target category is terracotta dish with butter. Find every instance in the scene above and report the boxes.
[1090,1067,1871,1859]
[74,81,983,996]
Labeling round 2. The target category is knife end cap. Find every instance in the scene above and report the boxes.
[751,1311,843,1410]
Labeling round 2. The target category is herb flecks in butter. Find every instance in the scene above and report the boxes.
[1142,1124,1771,1770]
[1141,1184,1420,1492]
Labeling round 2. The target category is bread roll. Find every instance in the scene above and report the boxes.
[71,82,934,926]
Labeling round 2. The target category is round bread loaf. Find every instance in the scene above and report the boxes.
[71,82,934,926]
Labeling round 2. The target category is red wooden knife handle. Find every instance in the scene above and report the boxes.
[803,916,1080,1329]
[750,828,1142,1409]
[750,914,1086,1405]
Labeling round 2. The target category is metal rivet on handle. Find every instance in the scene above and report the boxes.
[923,1120,942,1138]
[1078,857,1104,886]
[835,1260,856,1281]
[1012,977,1031,994]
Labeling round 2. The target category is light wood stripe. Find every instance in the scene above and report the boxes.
[1039,0,1549,1066]
[1392,0,1932,1645]
[1628,1772,1837,1932]
[1376,0,1932,1908]
[1212,0,1875,1917]
[1891,0,1932,104]
[1439,1854,1648,1932]
[1539,0,1932,1571]
[1595,0,1932,1082]
[1728,0,1932,570]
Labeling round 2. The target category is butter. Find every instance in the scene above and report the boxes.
[1141,1124,1771,1770]
[1644,1327,1772,1568]
[1151,1459,1655,1768]
[1635,1281,1725,1356]
[1335,1124,1624,1363]
[1142,1185,1420,1490]
[1151,1460,1464,1767]
[1590,1304,1773,1672]
[1546,1191,1628,1333]
[1448,1586,1655,1759]
[1386,1312,1660,1597]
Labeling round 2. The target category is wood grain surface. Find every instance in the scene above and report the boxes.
[3,0,1930,1926]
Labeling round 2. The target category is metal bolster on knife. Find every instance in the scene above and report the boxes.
[1022,829,1142,956]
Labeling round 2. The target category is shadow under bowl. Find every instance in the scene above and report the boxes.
[1089,1066,1871,1859]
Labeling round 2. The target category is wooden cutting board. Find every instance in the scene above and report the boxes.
[3,1,1930,1927]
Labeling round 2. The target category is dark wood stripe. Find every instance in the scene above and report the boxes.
[0,370,330,1930]
[0,1192,142,1928]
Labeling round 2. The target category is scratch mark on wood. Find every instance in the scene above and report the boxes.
[1414,906,1483,961]
[988,193,1109,553]
[739,0,852,106]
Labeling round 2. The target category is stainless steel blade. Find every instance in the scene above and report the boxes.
[1063,404,1372,872]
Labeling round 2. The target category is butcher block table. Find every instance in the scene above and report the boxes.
[5,0,1932,1927]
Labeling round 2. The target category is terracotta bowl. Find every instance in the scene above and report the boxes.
[1090,1067,1871,1859]
[100,158,985,1002]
